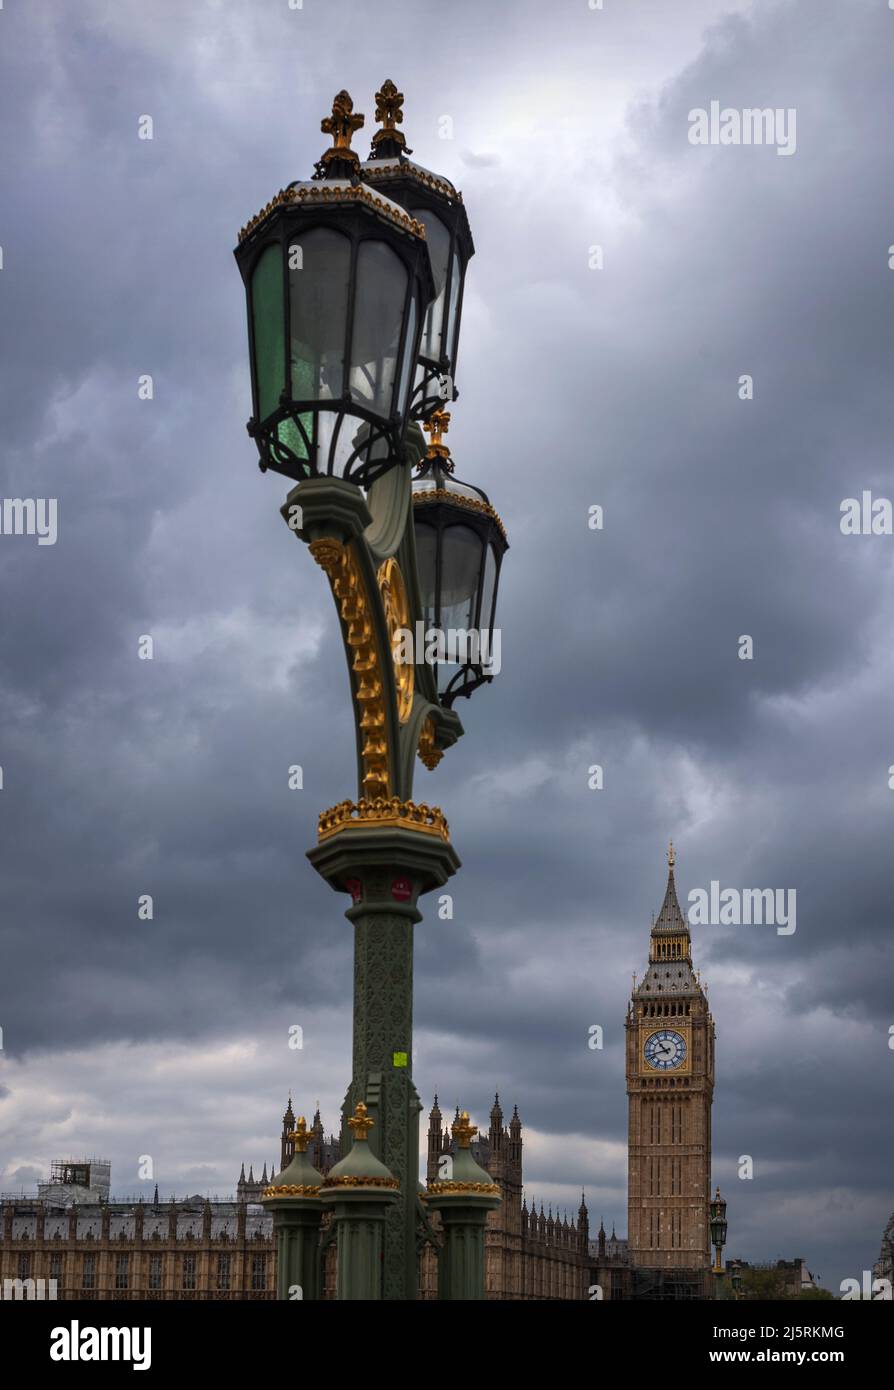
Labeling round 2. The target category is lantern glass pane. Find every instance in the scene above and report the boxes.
[440,523,481,637]
[289,228,350,402]
[411,210,450,363]
[446,248,461,368]
[251,245,285,422]
[398,291,418,417]
[349,241,407,417]
[277,416,309,466]
[479,540,497,636]
[415,522,438,626]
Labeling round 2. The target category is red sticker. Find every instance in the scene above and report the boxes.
[346,878,362,903]
[391,877,412,902]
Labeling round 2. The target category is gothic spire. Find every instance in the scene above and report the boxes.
[654,840,686,932]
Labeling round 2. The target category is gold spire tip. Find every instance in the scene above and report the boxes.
[347,1101,375,1141]
[452,1110,478,1149]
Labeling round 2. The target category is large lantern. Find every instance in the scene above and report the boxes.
[234,91,435,486]
[412,410,508,706]
[362,81,474,422]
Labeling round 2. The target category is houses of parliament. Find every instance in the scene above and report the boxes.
[0,847,717,1300]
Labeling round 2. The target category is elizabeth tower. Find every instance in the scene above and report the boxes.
[626,844,715,1297]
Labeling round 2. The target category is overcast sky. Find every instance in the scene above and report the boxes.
[1,0,893,1295]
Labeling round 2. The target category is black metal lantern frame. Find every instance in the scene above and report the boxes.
[362,85,474,424]
[235,182,435,489]
[411,416,508,708]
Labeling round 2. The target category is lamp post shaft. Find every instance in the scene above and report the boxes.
[345,898,419,1301]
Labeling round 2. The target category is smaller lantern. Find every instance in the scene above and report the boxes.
[362,81,474,422]
[412,409,508,707]
[234,91,435,487]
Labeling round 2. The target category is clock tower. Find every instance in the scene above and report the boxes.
[626,843,715,1298]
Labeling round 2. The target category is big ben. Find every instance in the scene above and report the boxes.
[626,843,715,1298]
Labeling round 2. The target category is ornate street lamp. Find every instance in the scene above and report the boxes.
[234,90,435,486]
[710,1186,728,1289]
[412,409,508,705]
[236,88,504,1302]
[363,80,474,421]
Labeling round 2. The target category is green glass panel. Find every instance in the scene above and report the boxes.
[251,245,285,423]
[277,416,310,468]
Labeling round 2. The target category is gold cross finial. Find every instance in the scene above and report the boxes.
[288,1116,310,1153]
[319,90,364,173]
[452,1110,477,1149]
[372,79,407,152]
[667,840,675,869]
[347,1101,375,1142]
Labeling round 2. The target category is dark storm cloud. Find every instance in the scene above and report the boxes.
[0,0,891,1293]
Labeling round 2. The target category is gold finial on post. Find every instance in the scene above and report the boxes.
[288,1116,310,1152]
[667,840,675,869]
[452,1111,477,1149]
[318,90,365,176]
[372,79,408,154]
[347,1101,375,1142]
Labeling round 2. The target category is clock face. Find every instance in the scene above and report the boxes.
[644,1029,687,1071]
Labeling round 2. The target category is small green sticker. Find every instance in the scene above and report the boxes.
[393,1051,408,1068]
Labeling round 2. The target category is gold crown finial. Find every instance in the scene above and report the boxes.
[423,409,452,466]
[667,840,675,869]
[452,1110,477,1149]
[372,79,408,152]
[318,90,365,174]
[347,1101,375,1142]
[288,1116,310,1153]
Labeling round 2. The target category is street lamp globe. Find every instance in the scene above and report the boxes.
[234,90,435,487]
[362,80,474,422]
[412,409,508,707]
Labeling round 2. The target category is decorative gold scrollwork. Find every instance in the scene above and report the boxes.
[309,538,390,800]
[377,556,414,725]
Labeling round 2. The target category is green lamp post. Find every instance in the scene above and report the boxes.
[235,85,507,1302]
[425,1110,502,1300]
[710,1187,728,1298]
[261,1115,324,1301]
